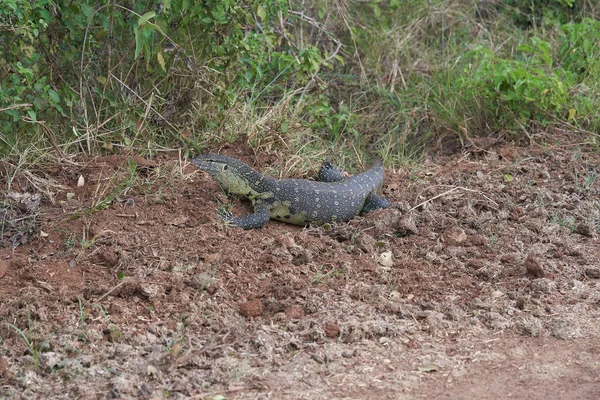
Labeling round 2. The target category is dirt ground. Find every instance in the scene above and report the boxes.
[1,134,599,399]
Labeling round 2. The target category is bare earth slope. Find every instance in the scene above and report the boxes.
[1,138,599,399]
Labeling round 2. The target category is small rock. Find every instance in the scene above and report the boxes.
[341,349,356,358]
[418,363,440,373]
[499,253,518,264]
[204,253,220,263]
[284,305,305,320]
[389,290,402,300]
[324,322,340,338]
[311,353,325,364]
[525,254,544,278]
[378,251,394,268]
[470,235,488,246]
[585,268,600,279]
[99,249,119,267]
[397,216,418,236]
[146,365,158,376]
[574,223,594,238]
[484,312,513,330]
[138,283,163,300]
[467,259,484,269]
[443,227,468,245]
[190,274,217,291]
[239,300,263,318]
[356,233,375,254]
[531,278,556,294]
[520,315,542,337]
[292,250,311,266]
[167,215,188,227]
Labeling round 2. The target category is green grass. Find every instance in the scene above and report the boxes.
[311,265,344,284]
[1,0,599,173]
[5,311,45,370]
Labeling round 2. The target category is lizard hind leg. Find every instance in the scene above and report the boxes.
[317,159,346,182]
[362,193,391,213]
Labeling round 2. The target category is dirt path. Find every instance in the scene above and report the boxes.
[1,139,599,399]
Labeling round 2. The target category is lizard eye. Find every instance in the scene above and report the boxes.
[223,165,228,170]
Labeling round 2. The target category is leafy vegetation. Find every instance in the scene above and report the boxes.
[1,0,599,165]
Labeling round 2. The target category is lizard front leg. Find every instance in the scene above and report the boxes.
[218,200,271,229]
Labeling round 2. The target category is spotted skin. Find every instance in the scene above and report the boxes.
[192,154,390,229]
[317,159,391,212]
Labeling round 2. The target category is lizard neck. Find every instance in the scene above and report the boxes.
[222,162,276,196]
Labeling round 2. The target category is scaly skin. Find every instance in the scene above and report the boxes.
[192,154,390,229]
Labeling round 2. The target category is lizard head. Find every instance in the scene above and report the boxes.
[192,154,262,196]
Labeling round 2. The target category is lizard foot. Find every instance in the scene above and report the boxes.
[216,208,236,226]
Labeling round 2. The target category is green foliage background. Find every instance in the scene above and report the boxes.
[1,0,599,162]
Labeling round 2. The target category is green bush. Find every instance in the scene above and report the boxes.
[464,37,575,129]
[559,18,600,79]
[0,0,328,155]
[0,0,64,129]
[502,0,576,28]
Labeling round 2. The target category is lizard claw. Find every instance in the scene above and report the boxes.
[216,208,234,225]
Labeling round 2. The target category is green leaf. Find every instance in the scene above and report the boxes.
[373,5,381,18]
[81,3,95,18]
[134,28,143,59]
[48,89,60,103]
[256,5,267,21]
[28,110,37,122]
[55,105,66,117]
[583,38,592,54]
[8,110,21,122]
[33,97,43,110]
[157,52,166,72]
[38,9,51,22]
[138,11,156,27]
